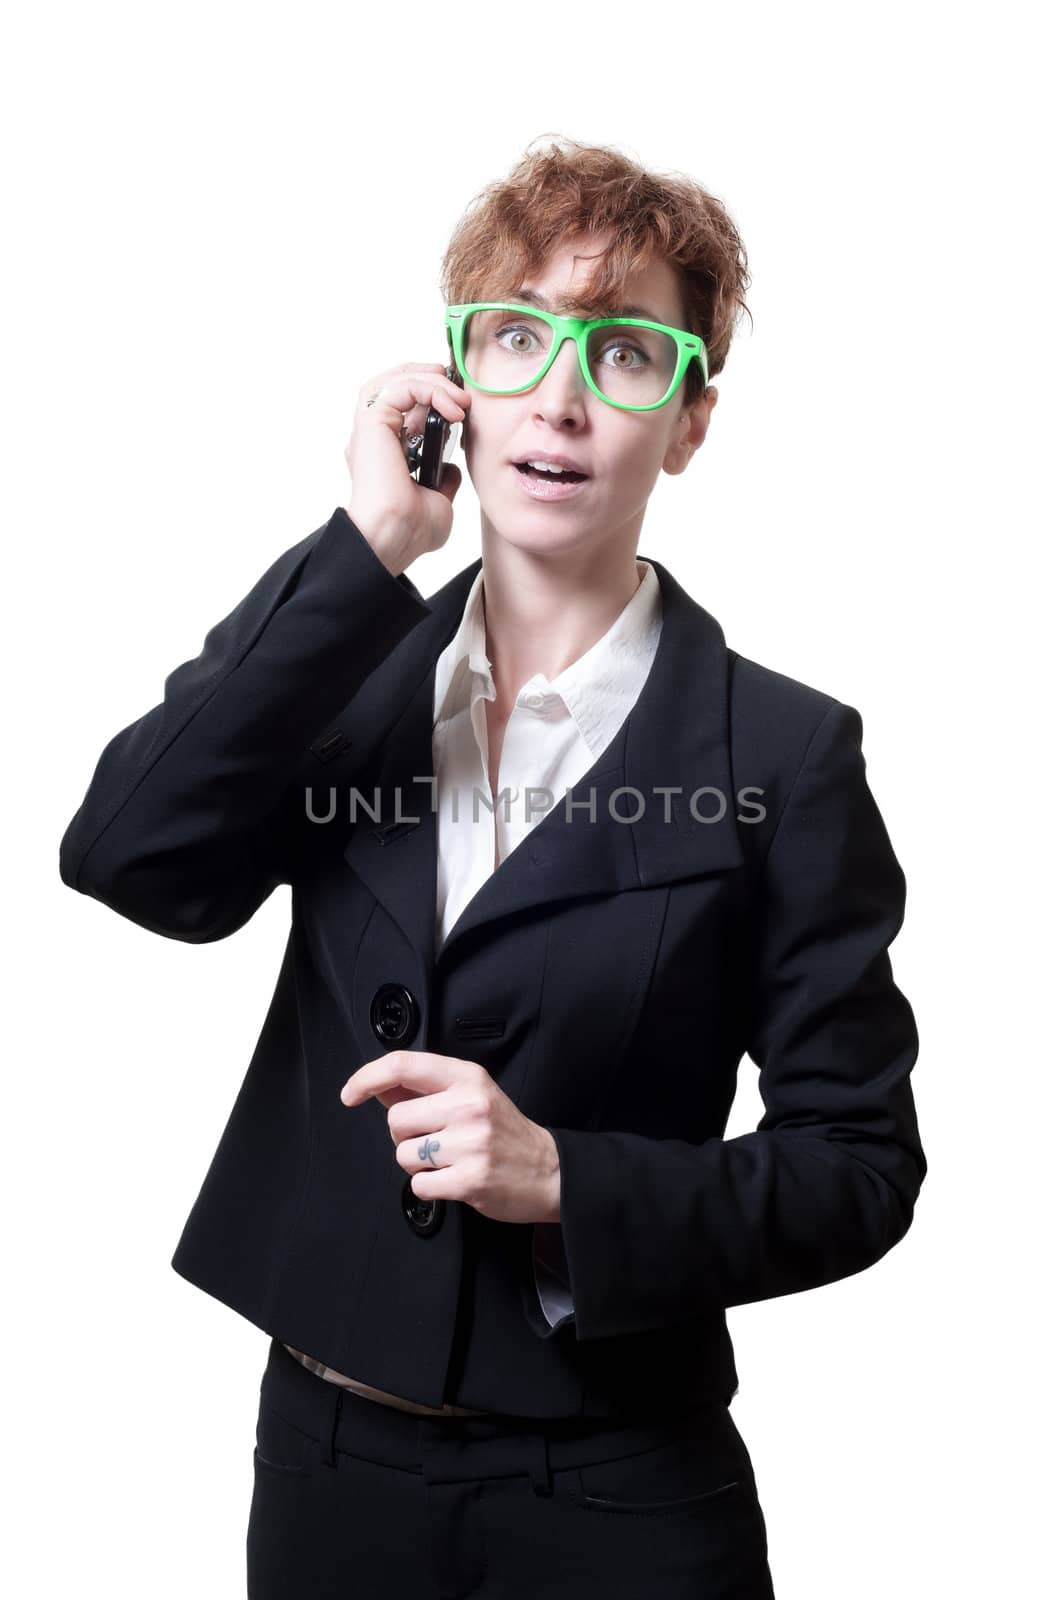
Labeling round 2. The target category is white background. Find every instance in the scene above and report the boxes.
[6,1,1059,1594]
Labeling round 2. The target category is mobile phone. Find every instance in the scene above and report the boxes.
[405,363,463,490]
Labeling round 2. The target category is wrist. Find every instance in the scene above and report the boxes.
[344,506,411,580]
[539,1130,562,1223]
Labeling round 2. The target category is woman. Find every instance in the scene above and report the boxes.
[60,137,925,1597]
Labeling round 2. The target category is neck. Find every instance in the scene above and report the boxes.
[477,523,646,703]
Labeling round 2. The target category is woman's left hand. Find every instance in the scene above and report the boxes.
[340,1051,561,1226]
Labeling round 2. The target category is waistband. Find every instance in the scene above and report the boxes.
[261,1337,729,1491]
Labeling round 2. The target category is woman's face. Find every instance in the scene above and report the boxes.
[458,231,715,564]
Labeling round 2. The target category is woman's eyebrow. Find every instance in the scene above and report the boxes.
[511,287,665,323]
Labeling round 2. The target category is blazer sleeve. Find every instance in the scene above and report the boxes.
[536,699,927,1342]
[59,508,431,943]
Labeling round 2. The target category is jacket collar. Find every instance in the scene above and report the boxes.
[340,552,743,977]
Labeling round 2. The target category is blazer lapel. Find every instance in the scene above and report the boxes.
[341,553,746,977]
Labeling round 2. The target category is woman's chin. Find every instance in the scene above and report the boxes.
[482,518,603,560]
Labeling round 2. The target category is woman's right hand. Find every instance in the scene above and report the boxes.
[344,363,472,577]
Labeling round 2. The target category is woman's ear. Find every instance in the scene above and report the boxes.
[664,386,717,475]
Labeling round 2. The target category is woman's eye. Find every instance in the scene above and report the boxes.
[499,325,542,353]
[602,343,647,368]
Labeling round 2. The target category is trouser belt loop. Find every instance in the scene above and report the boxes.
[319,1384,343,1469]
[527,1432,553,1497]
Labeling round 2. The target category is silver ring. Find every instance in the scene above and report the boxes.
[417,1135,442,1167]
[366,389,382,408]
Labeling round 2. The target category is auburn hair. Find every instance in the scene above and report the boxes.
[439,134,752,409]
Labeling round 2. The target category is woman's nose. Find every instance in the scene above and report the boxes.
[535,337,589,411]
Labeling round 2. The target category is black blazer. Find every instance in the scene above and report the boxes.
[59,507,926,1420]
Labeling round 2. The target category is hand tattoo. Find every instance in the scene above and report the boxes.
[417,1135,442,1167]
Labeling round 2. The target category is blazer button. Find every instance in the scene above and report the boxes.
[401,1176,445,1237]
[370,983,420,1048]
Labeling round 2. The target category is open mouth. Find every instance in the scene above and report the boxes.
[515,462,589,483]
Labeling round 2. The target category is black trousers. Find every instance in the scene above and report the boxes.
[246,1337,776,1599]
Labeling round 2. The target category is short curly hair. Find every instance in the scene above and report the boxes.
[439,133,752,409]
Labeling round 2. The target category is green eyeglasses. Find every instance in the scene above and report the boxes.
[445,302,709,412]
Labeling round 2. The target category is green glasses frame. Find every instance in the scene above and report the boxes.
[444,302,709,412]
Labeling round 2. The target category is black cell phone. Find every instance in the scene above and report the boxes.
[405,363,463,490]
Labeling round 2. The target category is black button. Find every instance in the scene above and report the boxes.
[370,983,420,1048]
[401,1176,445,1236]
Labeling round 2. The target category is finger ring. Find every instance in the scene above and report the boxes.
[417,1135,442,1167]
[366,389,382,408]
